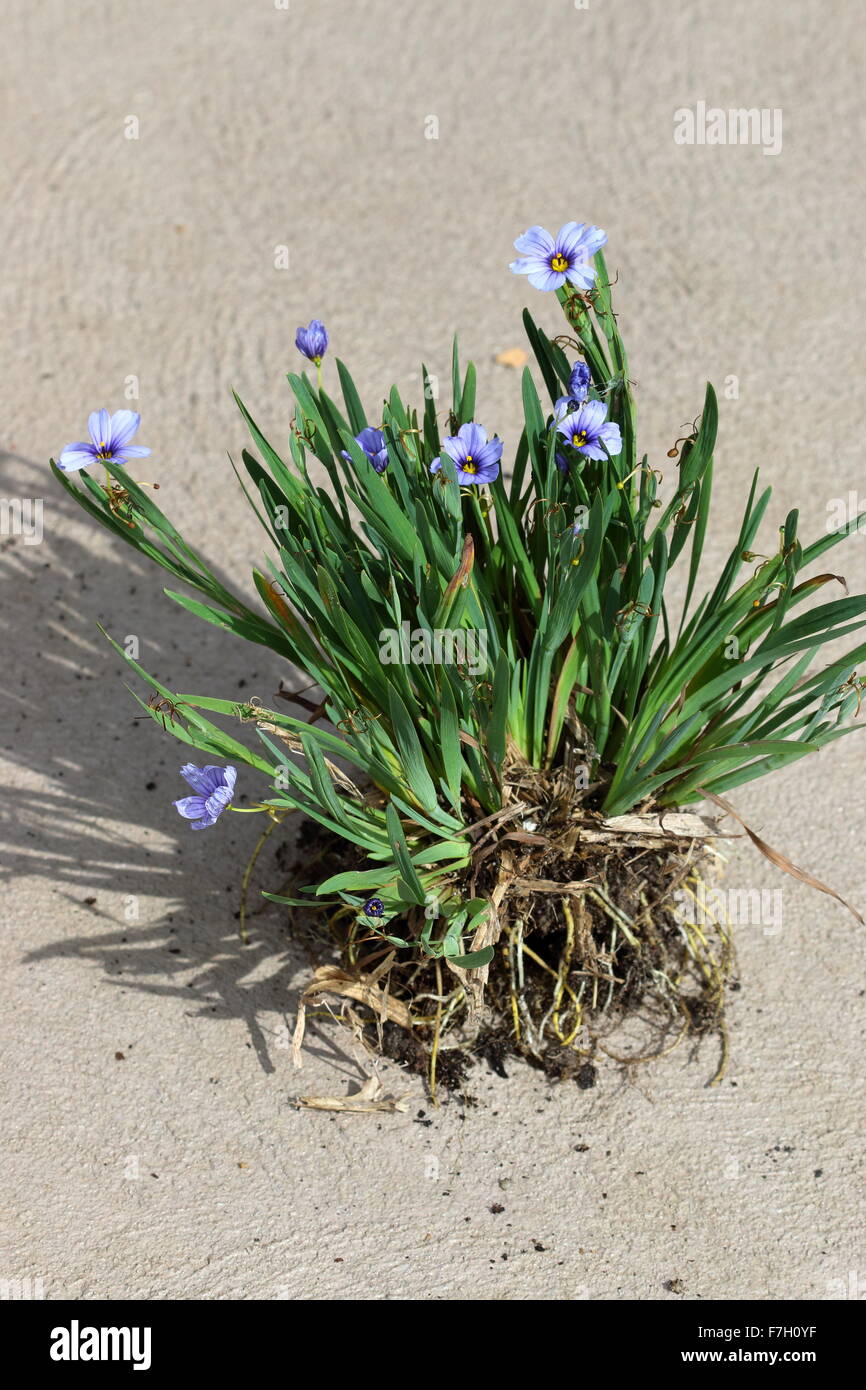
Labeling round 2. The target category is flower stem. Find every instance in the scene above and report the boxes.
[238,815,280,944]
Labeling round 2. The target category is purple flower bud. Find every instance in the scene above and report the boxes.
[553,360,592,420]
[295,319,329,363]
[567,361,591,403]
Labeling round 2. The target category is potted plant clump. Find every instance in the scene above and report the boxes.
[52,221,866,1099]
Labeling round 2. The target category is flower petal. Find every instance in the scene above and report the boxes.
[308,318,328,350]
[578,225,607,258]
[179,763,213,795]
[57,444,97,472]
[474,459,500,484]
[527,267,565,292]
[174,794,208,820]
[555,221,587,257]
[513,225,554,257]
[88,409,111,449]
[356,427,385,454]
[486,435,504,461]
[441,435,466,464]
[199,765,232,795]
[204,786,233,821]
[111,446,151,464]
[509,257,542,276]
[476,438,503,470]
[577,399,608,434]
[565,263,597,290]
[598,421,623,455]
[458,421,486,455]
[109,410,141,448]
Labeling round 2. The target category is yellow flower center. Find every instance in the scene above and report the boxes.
[573,431,587,447]
[550,253,569,272]
[463,456,477,474]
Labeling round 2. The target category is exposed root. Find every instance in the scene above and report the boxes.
[281,810,738,1093]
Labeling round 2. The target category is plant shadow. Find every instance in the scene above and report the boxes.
[0,449,362,1081]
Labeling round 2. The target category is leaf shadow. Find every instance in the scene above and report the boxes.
[0,449,344,1078]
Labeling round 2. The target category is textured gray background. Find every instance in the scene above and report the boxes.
[2,0,864,1300]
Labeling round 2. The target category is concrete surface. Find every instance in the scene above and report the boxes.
[2,0,864,1301]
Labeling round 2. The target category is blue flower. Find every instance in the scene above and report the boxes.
[295,319,329,364]
[430,422,502,486]
[554,360,592,416]
[342,427,389,473]
[57,409,151,473]
[364,898,385,918]
[510,223,607,292]
[174,763,237,830]
[556,399,622,462]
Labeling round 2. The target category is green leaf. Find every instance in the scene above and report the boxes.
[449,946,495,970]
[451,335,462,416]
[438,678,463,809]
[336,358,367,433]
[461,361,477,421]
[385,802,427,906]
[387,687,439,811]
[487,649,511,772]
